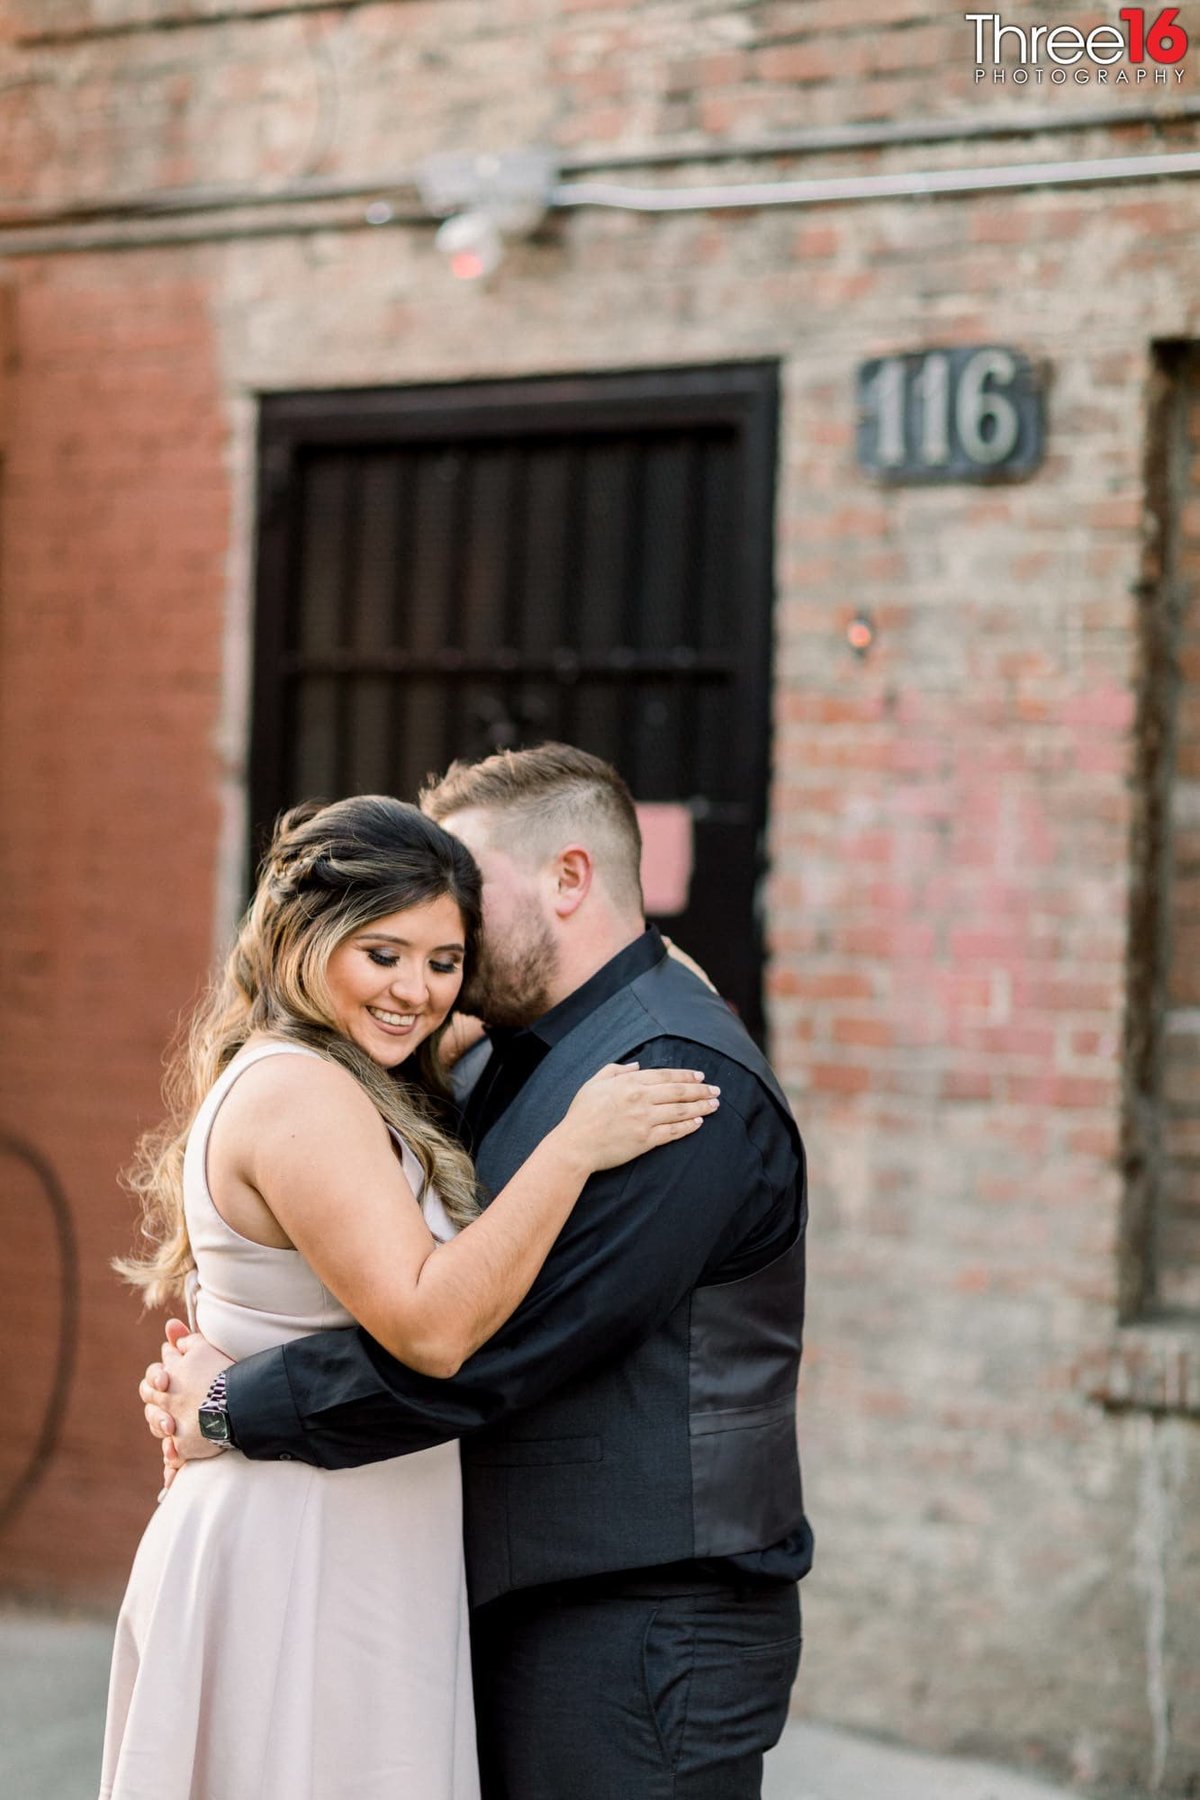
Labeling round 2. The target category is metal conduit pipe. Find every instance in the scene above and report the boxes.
[552,146,1200,213]
[0,94,1197,236]
[557,99,1200,173]
[0,172,424,229]
[1,146,1200,257]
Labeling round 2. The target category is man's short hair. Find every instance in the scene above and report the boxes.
[421,743,645,916]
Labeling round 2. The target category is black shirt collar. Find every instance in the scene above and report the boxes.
[528,925,666,1049]
[461,927,668,1152]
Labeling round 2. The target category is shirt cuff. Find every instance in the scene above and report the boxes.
[225,1345,313,1464]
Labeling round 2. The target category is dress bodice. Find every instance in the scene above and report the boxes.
[182,1041,453,1361]
[106,1049,477,1800]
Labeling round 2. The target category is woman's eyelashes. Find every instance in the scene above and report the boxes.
[365,948,461,976]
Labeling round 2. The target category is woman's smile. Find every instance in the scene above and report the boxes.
[324,892,467,1065]
[365,1005,421,1036]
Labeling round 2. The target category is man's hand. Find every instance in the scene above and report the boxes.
[140,1318,233,1488]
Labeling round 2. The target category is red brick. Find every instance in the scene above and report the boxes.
[757,41,840,82]
[808,1061,873,1095]
[832,1015,894,1048]
[942,1071,994,1102]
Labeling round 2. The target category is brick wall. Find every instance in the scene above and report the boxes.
[0,259,230,1591]
[3,0,1191,191]
[1,3,1200,1792]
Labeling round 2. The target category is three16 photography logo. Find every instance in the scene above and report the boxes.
[969,9,1188,83]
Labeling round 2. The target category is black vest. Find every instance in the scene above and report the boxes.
[462,954,807,1606]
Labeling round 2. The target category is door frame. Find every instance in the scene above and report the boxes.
[250,361,780,1035]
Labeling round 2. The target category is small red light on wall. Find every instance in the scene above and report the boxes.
[847,611,875,657]
[434,211,504,281]
[449,247,490,281]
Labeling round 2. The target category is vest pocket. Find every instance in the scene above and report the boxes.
[689,1396,803,1558]
[690,1394,797,1437]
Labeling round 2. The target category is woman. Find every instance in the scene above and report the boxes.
[101,795,719,1800]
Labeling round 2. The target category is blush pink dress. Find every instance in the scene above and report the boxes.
[100,1043,479,1800]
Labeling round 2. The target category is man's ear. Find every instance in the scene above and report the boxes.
[550,845,594,918]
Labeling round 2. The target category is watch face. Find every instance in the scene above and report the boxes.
[198,1405,233,1445]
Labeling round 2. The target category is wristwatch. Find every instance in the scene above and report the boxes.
[198,1369,239,1449]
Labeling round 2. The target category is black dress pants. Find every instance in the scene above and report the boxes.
[471,1570,801,1800]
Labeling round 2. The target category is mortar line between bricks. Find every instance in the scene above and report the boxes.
[16,0,400,48]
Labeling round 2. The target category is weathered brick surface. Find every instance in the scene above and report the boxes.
[0,260,230,1594]
[1,0,1194,202]
[1,4,1199,1793]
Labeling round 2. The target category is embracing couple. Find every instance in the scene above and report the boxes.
[103,743,811,1800]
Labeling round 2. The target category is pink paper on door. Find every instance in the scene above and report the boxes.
[635,803,694,918]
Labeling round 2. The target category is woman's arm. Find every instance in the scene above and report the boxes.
[221,1054,717,1378]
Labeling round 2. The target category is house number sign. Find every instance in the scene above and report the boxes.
[856,346,1044,483]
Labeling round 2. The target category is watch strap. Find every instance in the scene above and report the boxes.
[198,1368,238,1449]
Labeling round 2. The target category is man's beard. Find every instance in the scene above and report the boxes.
[461,913,559,1029]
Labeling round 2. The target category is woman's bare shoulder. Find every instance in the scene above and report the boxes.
[217,1040,384,1136]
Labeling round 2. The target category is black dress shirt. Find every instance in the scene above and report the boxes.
[227,929,812,1584]
[462,931,800,1285]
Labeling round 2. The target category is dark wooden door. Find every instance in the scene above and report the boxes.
[251,364,778,1037]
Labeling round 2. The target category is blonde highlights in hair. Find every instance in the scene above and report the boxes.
[115,796,483,1308]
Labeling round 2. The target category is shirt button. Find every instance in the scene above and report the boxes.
[278,1452,293,1461]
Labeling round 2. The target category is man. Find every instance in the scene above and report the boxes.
[143,744,812,1799]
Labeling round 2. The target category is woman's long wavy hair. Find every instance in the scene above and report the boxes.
[115,795,483,1308]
